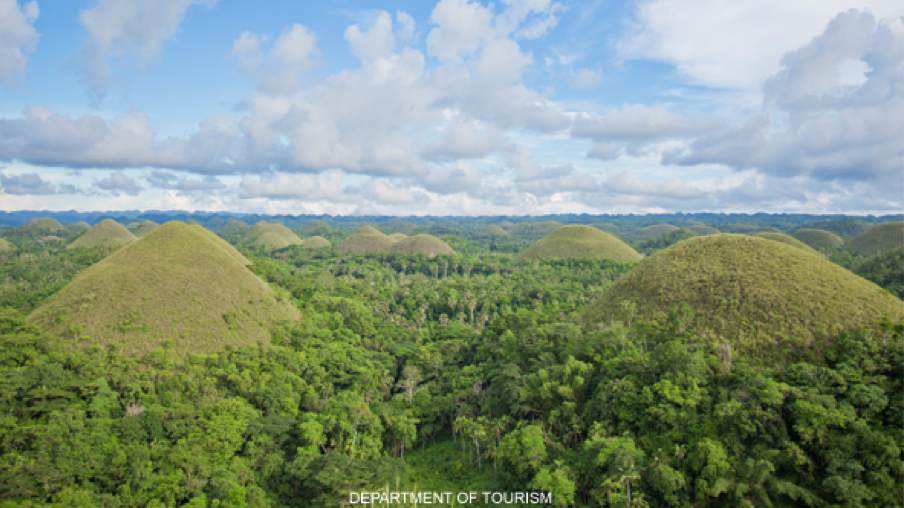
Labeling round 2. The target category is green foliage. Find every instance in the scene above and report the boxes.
[855,248,904,299]
[846,222,904,256]
[793,228,845,251]
[754,232,820,254]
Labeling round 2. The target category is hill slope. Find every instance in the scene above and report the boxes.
[792,229,845,251]
[132,220,159,238]
[219,219,250,235]
[335,225,395,254]
[29,222,298,358]
[626,224,679,241]
[388,234,454,256]
[754,232,819,254]
[519,225,643,262]
[67,219,137,250]
[584,235,903,345]
[301,236,331,248]
[22,218,64,232]
[845,222,904,256]
[189,224,250,265]
[0,238,9,252]
[255,232,290,250]
[248,221,303,245]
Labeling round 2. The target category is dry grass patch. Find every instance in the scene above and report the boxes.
[219,219,250,235]
[388,234,454,256]
[132,220,159,238]
[301,236,331,248]
[792,229,845,251]
[754,233,819,254]
[336,225,395,254]
[22,218,64,232]
[846,222,904,256]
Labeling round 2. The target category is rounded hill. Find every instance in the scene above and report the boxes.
[219,219,250,235]
[754,233,818,254]
[67,219,137,250]
[29,222,298,358]
[301,219,332,234]
[22,218,64,232]
[248,221,303,245]
[256,232,290,250]
[519,225,643,262]
[74,221,90,229]
[626,224,679,241]
[388,234,454,256]
[792,229,844,251]
[584,235,903,344]
[301,236,331,248]
[690,225,720,236]
[481,225,509,236]
[336,225,395,254]
[845,222,904,256]
[132,220,159,238]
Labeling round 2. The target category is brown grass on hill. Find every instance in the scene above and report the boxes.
[754,233,818,254]
[336,225,395,254]
[30,221,298,358]
[132,220,159,238]
[301,236,331,248]
[792,229,845,251]
[388,234,454,256]
[845,222,904,256]
[22,218,64,232]
[67,219,137,250]
[256,232,290,250]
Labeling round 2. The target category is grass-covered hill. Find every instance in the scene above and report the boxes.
[506,221,563,238]
[74,221,90,229]
[301,236,331,248]
[800,217,873,237]
[754,232,819,254]
[388,233,406,241]
[625,224,679,241]
[188,223,250,265]
[219,219,250,235]
[845,221,904,256]
[792,228,845,251]
[519,225,643,262]
[0,238,10,252]
[396,223,418,234]
[131,220,159,238]
[67,219,137,250]
[585,234,903,346]
[689,225,720,235]
[301,219,332,235]
[335,225,395,254]
[480,225,509,236]
[255,232,290,250]
[248,221,304,246]
[29,222,298,358]
[388,234,454,256]
[21,217,64,232]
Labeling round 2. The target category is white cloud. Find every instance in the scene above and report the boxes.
[571,68,601,89]
[346,11,396,62]
[618,0,904,89]
[421,119,511,160]
[426,0,496,60]
[0,0,39,85]
[77,0,218,102]
[229,31,267,76]
[96,170,142,196]
[0,170,56,194]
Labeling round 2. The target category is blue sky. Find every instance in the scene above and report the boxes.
[0,0,901,215]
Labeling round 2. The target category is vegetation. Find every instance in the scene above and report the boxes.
[753,232,819,254]
[0,213,901,507]
[256,232,291,250]
[480,225,509,236]
[22,217,64,232]
[585,234,902,347]
[855,248,904,299]
[248,221,304,246]
[301,219,332,235]
[793,228,845,251]
[689,225,720,236]
[67,219,138,250]
[30,222,298,358]
[800,217,873,237]
[624,224,679,240]
[845,221,904,256]
[520,225,643,262]
[0,238,10,252]
[219,219,250,235]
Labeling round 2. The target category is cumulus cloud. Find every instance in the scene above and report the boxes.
[0,171,57,195]
[571,68,601,89]
[420,161,484,194]
[96,170,142,196]
[77,0,218,102]
[147,170,226,192]
[0,0,39,85]
[421,119,510,160]
[229,32,267,76]
[617,0,903,89]
[664,11,903,185]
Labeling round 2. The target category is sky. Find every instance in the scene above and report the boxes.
[0,0,901,216]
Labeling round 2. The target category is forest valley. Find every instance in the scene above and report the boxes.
[0,221,901,508]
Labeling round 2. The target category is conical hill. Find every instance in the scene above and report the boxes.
[389,234,454,256]
[256,232,290,250]
[301,236,331,248]
[29,222,298,358]
[584,235,903,345]
[22,218,64,232]
[792,229,844,251]
[132,220,159,238]
[301,219,332,234]
[845,222,904,256]
[188,223,249,265]
[754,232,818,254]
[219,219,250,235]
[481,225,509,236]
[248,221,303,245]
[67,219,137,249]
[336,225,395,254]
[519,225,643,262]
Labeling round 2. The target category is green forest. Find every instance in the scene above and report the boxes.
[0,214,901,507]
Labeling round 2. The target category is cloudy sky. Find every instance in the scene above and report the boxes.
[0,0,901,215]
